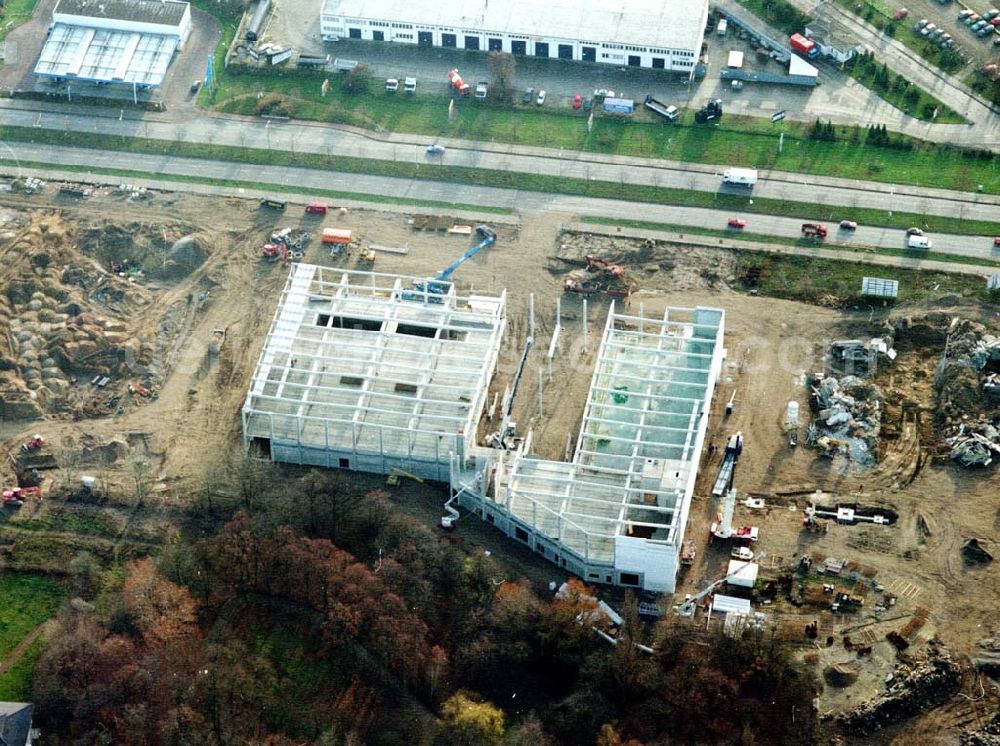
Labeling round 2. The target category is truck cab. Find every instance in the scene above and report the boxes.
[404,77,417,93]
[385,78,399,92]
[801,222,828,238]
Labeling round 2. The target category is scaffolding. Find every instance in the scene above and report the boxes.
[242,265,505,481]
[481,303,725,592]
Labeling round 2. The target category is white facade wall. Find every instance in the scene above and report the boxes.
[319,13,701,71]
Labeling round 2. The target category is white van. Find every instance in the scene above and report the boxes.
[907,234,931,249]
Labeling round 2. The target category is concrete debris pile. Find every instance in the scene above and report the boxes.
[961,713,1000,746]
[806,374,882,464]
[934,320,1000,467]
[834,647,961,736]
[14,177,45,194]
[948,422,1000,467]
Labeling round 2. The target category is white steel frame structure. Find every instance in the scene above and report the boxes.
[461,304,725,593]
[242,265,505,482]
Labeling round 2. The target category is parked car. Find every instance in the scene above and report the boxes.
[594,88,616,98]
[893,7,909,20]
[728,217,747,229]
[915,18,929,28]
[536,90,546,105]
[583,97,593,111]
[991,17,1000,25]
[906,227,924,236]
[572,94,583,109]
[731,79,745,89]
[985,8,1000,19]
[425,145,445,156]
[994,35,1000,45]
[993,236,1000,247]
[959,9,974,19]
[522,87,534,104]
[839,220,858,230]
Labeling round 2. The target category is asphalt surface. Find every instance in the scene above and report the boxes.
[4,139,999,265]
[1,97,998,226]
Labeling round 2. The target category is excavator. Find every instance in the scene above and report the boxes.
[564,255,635,298]
[405,225,496,301]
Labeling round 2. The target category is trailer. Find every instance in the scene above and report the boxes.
[322,228,353,245]
[246,0,271,42]
[723,168,758,187]
[711,432,744,497]
[643,94,679,121]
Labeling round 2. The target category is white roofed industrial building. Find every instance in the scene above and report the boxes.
[320,0,708,71]
[463,305,725,593]
[34,0,191,87]
[242,265,506,482]
[244,265,724,594]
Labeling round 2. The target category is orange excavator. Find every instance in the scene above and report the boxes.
[564,255,634,298]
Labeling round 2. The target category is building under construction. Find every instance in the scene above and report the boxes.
[244,267,725,593]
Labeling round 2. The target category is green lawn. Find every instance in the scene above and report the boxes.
[0,0,40,43]
[0,573,64,661]
[580,216,1000,269]
[200,65,999,194]
[0,573,64,700]
[733,251,996,304]
[0,636,44,700]
[846,52,966,123]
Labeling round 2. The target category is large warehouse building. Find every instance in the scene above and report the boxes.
[34,0,191,88]
[244,266,724,593]
[320,0,708,72]
[242,265,506,483]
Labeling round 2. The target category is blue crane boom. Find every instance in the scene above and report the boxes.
[411,225,496,297]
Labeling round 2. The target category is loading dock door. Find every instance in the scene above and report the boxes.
[418,31,433,46]
[511,40,526,55]
[558,44,573,59]
[465,35,480,50]
[488,37,502,51]
[534,41,549,57]
[442,33,457,47]
[628,55,641,66]
[582,46,596,62]
[372,30,384,41]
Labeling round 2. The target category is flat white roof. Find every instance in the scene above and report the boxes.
[495,305,724,564]
[34,23,178,85]
[243,265,505,462]
[789,54,818,77]
[323,0,709,51]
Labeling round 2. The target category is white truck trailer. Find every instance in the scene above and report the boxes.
[723,168,758,187]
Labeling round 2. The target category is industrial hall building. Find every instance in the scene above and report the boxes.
[34,0,191,88]
[244,264,725,595]
[320,0,709,72]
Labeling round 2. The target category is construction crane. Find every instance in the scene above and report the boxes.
[409,225,496,298]
[673,562,753,617]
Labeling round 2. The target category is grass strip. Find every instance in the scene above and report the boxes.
[3,125,999,236]
[580,216,1000,268]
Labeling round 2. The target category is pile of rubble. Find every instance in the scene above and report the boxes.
[936,319,1000,467]
[806,374,883,464]
[834,646,961,736]
[961,714,1000,746]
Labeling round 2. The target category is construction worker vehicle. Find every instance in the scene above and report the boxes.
[3,486,41,505]
[406,225,496,301]
[21,435,43,453]
[563,255,635,298]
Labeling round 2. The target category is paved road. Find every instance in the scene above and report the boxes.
[5,140,999,265]
[765,0,1000,144]
[1,98,998,226]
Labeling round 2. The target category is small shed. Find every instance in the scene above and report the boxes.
[727,559,759,588]
[322,228,353,245]
[727,50,744,68]
[711,594,752,616]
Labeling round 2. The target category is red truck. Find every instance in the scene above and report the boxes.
[790,33,819,59]
[447,68,470,96]
[305,202,328,214]
[801,222,828,239]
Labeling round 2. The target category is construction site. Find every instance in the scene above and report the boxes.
[2,181,1000,740]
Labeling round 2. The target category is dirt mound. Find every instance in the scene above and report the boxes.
[76,220,205,280]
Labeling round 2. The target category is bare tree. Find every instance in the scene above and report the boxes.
[488,52,516,104]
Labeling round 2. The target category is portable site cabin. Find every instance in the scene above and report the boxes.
[322,228,353,245]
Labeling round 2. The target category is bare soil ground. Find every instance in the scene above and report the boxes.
[1,185,999,742]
